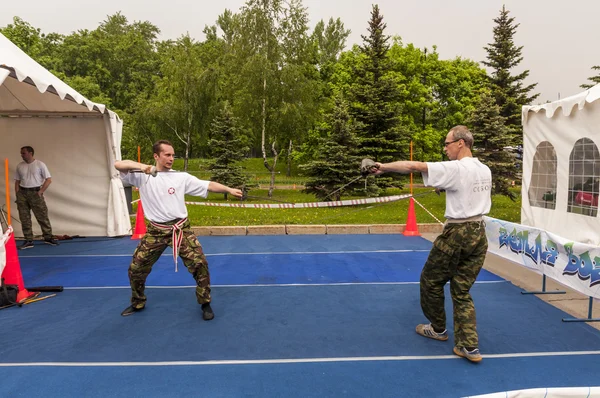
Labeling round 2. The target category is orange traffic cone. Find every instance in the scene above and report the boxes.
[2,232,37,303]
[131,200,147,240]
[403,197,421,236]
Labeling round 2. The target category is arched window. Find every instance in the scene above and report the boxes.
[528,142,557,209]
[568,138,600,217]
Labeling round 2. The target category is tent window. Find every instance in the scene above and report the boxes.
[528,141,557,209]
[568,138,600,217]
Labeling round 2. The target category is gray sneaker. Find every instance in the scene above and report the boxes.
[18,240,34,250]
[44,238,59,246]
[453,346,483,363]
[416,323,448,341]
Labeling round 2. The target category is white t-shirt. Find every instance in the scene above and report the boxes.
[422,157,492,219]
[15,160,51,188]
[121,170,209,223]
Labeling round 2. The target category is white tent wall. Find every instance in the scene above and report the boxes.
[0,32,131,237]
[0,116,127,237]
[522,85,600,245]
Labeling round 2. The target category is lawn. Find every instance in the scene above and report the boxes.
[160,158,522,225]
[178,187,521,226]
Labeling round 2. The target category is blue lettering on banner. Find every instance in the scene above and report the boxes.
[498,228,558,266]
[562,243,600,287]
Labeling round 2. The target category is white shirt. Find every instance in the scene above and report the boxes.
[120,170,209,223]
[15,160,51,188]
[422,157,492,219]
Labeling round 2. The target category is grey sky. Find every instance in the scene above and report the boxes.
[2,0,597,103]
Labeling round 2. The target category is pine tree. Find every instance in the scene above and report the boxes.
[208,104,250,199]
[348,5,411,193]
[301,96,361,201]
[469,91,517,199]
[483,5,538,145]
[581,66,600,89]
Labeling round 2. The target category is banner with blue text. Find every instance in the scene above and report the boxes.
[484,217,600,300]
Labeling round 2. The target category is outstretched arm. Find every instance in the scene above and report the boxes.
[372,161,428,175]
[114,160,154,174]
[208,181,243,198]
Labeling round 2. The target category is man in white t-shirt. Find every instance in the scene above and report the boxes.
[14,146,58,249]
[368,125,492,363]
[115,140,243,320]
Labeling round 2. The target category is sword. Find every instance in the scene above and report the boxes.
[130,166,158,177]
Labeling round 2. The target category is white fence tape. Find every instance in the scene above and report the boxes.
[185,194,412,209]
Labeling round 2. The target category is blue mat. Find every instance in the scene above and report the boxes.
[2,355,598,398]
[17,234,434,256]
[20,251,502,287]
[4,234,599,398]
[1,283,598,363]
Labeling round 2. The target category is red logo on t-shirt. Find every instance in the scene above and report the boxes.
[168,187,175,195]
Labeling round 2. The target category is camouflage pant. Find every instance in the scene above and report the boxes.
[128,219,211,309]
[16,189,53,240]
[420,221,488,348]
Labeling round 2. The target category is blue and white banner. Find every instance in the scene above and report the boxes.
[485,217,600,300]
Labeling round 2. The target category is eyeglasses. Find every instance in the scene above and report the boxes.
[444,139,462,147]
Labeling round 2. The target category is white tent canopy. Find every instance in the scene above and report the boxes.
[0,32,130,237]
[522,84,600,245]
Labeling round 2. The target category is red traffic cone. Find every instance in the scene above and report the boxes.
[131,200,147,240]
[2,232,37,303]
[403,197,421,236]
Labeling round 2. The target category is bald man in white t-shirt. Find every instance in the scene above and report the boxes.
[115,140,243,320]
[368,125,492,363]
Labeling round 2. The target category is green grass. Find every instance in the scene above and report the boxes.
[173,157,306,185]
[133,187,520,226]
[172,157,423,186]
[143,158,521,225]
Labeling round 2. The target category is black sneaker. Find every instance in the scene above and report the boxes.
[18,240,34,250]
[121,305,145,316]
[44,238,59,246]
[202,303,214,321]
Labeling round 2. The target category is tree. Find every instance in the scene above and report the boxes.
[219,0,320,198]
[348,5,411,194]
[0,17,63,71]
[152,35,218,169]
[56,13,161,114]
[208,103,250,199]
[483,5,538,145]
[301,96,360,201]
[468,90,517,199]
[581,66,600,89]
[311,17,351,99]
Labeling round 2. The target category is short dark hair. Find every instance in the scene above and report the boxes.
[21,146,34,155]
[152,140,173,155]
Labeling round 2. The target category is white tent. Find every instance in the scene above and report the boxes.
[522,84,600,245]
[0,32,130,237]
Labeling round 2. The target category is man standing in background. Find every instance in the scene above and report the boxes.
[15,146,58,249]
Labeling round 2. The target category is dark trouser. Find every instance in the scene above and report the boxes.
[128,219,211,308]
[419,221,488,348]
[16,189,53,240]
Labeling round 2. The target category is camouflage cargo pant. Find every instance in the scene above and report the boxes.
[16,189,53,240]
[128,219,211,309]
[420,221,488,348]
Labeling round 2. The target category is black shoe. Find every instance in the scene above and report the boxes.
[121,305,145,316]
[18,240,34,250]
[44,238,59,246]
[202,303,214,321]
